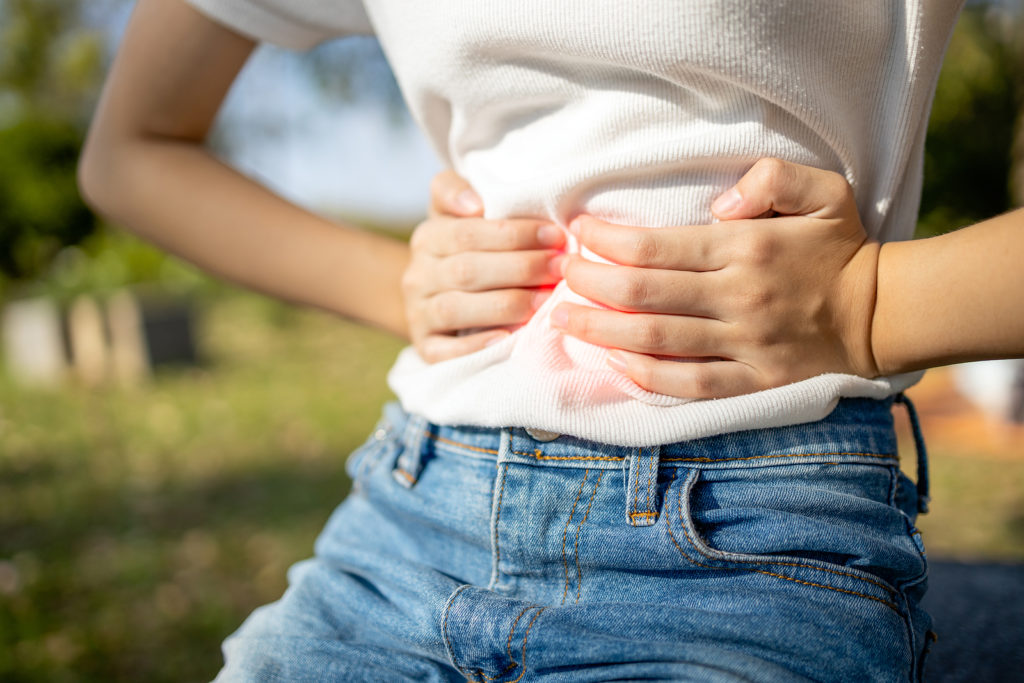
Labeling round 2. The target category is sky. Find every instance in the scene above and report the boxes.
[213,44,442,227]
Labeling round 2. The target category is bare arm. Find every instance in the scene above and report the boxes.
[78,0,410,336]
[874,207,1024,375]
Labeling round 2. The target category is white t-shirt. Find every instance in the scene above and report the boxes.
[187,0,966,446]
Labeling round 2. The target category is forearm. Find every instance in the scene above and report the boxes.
[873,207,1024,374]
[80,137,410,337]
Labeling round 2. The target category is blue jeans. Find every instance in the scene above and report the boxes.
[215,396,933,682]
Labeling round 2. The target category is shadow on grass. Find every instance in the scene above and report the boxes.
[1,454,357,683]
[923,560,1024,682]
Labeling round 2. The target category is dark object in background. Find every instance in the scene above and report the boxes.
[923,560,1024,682]
[2,287,200,386]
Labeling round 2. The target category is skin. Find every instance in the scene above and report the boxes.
[407,160,1024,399]
[79,0,410,336]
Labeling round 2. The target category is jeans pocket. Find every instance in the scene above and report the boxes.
[345,419,400,487]
[671,462,927,605]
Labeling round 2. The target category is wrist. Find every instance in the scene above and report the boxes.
[839,239,882,378]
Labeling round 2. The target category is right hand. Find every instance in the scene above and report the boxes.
[402,170,566,363]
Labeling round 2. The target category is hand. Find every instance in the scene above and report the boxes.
[402,170,566,362]
[551,158,881,399]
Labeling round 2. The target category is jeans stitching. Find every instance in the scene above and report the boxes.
[425,431,895,465]
[490,463,510,590]
[502,607,547,683]
[574,470,604,604]
[561,470,590,604]
[476,605,531,683]
[441,584,474,677]
[647,452,655,514]
[663,471,902,613]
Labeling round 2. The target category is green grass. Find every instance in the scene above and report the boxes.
[0,290,403,682]
[1,288,1022,682]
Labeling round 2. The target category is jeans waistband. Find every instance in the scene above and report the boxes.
[384,396,900,471]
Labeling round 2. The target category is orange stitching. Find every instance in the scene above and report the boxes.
[477,605,532,682]
[395,468,416,484]
[561,471,589,604]
[441,585,472,676]
[507,448,895,465]
[493,463,509,581]
[630,449,641,523]
[504,607,547,683]
[628,512,659,517]
[662,472,900,612]
[660,451,896,463]
[673,474,898,596]
[428,432,499,455]
[574,470,603,603]
[647,451,656,512]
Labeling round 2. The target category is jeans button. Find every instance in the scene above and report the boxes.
[525,428,560,442]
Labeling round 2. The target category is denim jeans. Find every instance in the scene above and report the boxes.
[214,396,933,682]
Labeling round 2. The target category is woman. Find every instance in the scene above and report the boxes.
[80,0,1022,680]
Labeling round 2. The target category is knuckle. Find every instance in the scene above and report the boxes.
[738,230,777,266]
[620,272,651,309]
[430,295,459,330]
[689,367,718,398]
[627,231,659,264]
[449,256,476,289]
[452,223,477,252]
[630,360,656,389]
[635,319,666,352]
[752,157,788,186]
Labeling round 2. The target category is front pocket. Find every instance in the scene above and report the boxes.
[670,463,927,605]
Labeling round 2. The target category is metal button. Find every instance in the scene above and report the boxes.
[374,428,388,441]
[525,428,561,442]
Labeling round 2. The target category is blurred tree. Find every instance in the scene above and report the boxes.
[0,0,108,286]
[918,3,1023,237]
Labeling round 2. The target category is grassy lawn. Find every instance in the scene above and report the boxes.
[1,288,1021,682]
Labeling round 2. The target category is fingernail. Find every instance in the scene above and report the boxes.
[550,306,569,330]
[548,255,566,279]
[537,224,563,247]
[532,290,552,309]
[455,189,483,213]
[484,332,509,347]
[607,351,628,372]
[711,188,741,216]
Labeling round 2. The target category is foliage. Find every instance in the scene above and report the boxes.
[918,5,1023,237]
[0,0,108,286]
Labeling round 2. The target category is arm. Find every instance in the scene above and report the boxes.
[78,0,409,336]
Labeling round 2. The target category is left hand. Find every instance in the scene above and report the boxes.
[551,158,882,399]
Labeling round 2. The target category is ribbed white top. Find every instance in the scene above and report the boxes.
[188,0,965,446]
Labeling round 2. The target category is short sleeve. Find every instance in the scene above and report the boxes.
[185,0,373,51]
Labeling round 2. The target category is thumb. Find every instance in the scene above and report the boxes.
[429,169,483,218]
[710,158,853,221]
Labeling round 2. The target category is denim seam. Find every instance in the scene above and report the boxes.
[663,470,902,613]
[441,584,474,677]
[677,469,900,598]
[426,431,896,465]
[561,470,590,604]
[574,470,604,604]
[647,452,655,514]
[478,606,547,683]
[489,462,510,591]
[476,605,531,682]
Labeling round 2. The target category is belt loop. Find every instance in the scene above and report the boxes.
[393,413,429,488]
[895,393,930,514]
[625,446,662,527]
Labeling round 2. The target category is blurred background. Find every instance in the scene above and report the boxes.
[1,0,1022,681]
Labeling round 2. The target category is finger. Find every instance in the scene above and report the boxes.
[550,304,732,357]
[417,330,509,364]
[710,158,854,221]
[424,289,547,333]
[606,350,764,399]
[437,250,564,293]
[569,215,727,271]
[429,169,483,217]
[411,216,565,257]
[562,256,720,317]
